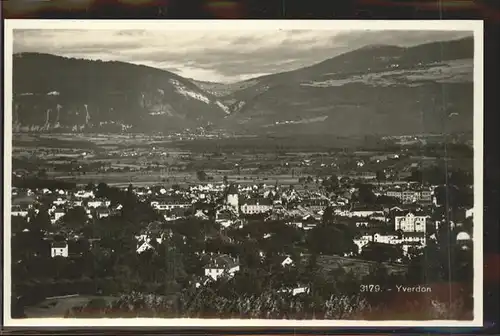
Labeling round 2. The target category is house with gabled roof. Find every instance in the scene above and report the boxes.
[51,241,69,258]
[215,208,237,228]
[11,205,29,218]
[96,207,111,219]
[204,254,240,281]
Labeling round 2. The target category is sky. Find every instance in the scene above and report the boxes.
[13,29,473,83]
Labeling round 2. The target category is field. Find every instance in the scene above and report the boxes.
[11,132,473,188]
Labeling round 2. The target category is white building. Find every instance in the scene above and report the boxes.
[215,209,236,228]
[395,212,427,233]
[151,200,191,211]
[51,241,69,258]
[278,286,310,296]
[240,198,273,215]
[281,256,294,267]
[135,234,164,254]
[11,205,29,217]
[53,198,68,206]
[226,184,239,212]
[51,209,66,224]
[87,200,111,208]
[465,208,474,219]
[354,232,426,256]
[204,254,240,281]
[74,190,94,199]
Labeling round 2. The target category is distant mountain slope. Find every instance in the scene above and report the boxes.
[190,79,260,98]
[12,36,474,137]
[12,53,230,133]
[218,37,474,136]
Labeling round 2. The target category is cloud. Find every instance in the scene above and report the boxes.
[12,28,473,83]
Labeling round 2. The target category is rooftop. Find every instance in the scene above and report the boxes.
[51,241,68,248]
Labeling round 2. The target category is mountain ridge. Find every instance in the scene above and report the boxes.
[13,52,231,133]
[12,36,474,136]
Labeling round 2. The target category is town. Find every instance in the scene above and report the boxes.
[11,141,474,319]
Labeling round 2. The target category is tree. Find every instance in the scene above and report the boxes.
[223,175,229,185]
[449,170,473,187]
[85,182,95,191]
[321,174,339,193]
[375,195,400,206]
[196,170,208,182]
[322,206,335,224]
[307,224,357,256]
[354,184,377,204]
[96,182,109,198]
[375,170,386,185]
[62,206,88,229]
[37,169,48,179]
[32,209,52,233]
[360,242,403,263]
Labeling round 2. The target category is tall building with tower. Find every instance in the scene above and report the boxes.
[226,184,239,212]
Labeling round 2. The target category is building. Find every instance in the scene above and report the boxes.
[226,184,239,211]
[386,189,432,204]
[278,286,310,296]
[151,198,191,211]
[96,207,111,219]
[194,209,210,220]
[164,208,187,221]
[204,254,240,281]
[348,205,385,219]
[51,241,69,258]
[456,231,472,250]
[465,207,474,219]
[87,199,111,208]
[215,209,236,228]
[401,190,419,204]
[51,209,66,224]
[74,190,94,199]
[53,198,68,206]
[354,231,426,257]
[417,190,433,203]
[394,212,427,233]
[240,198,272,215]
[386,189,402,199]
[135,234,164,254]
[11,205,29,217]
[281,256,294,267]
[302,199,329,213]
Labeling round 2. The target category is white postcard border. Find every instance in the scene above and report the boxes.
[3,19,484,328]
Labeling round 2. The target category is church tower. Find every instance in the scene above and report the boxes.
[226,184,239,212]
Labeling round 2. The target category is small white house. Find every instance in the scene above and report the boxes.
[465,208,474,219]
[281,256,294,267]
[53,198,68,206]
[74,190,94,199]
[204,254,240,281]
[87,200,111,208]
[11,205,29,217]
[52,209,66,224]
[136,241,154,254]
[135,234,163,254]
[96,207,111,219]
[51,241,69,258]
[194,209,209,220]
[278,286,310,296]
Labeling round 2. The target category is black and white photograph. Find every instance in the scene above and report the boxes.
[3,20,483,327]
